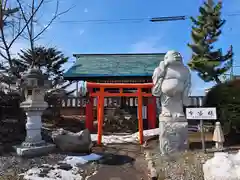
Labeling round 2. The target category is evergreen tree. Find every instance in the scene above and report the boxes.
[188,1,233,84]
[14,46,74,118]
[0,4,20,91]
[16,46,68,87]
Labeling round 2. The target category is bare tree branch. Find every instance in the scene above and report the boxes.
[33,0,73,41]
[0,50,9,60]
[0,0,44,76]
[0,45,6,50]
[0,18,13,70]
[9,0,44,49]
[0,0,72,88]
[16,0,34,53]
[3,0,7,10]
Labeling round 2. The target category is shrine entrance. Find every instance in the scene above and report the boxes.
[85,82,156,145]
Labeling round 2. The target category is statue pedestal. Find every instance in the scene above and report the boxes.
[14,102,55,157]
[159,115,188,155]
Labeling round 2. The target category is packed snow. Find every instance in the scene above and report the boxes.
[20,164,83,180]
[90,128,159,144]
[60,154,102,166]
[203,151,240,180]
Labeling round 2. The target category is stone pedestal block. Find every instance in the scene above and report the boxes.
[14,143,55,157]
[14,110,55,157]
[159,116,188,155]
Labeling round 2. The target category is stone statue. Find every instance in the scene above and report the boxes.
[152,50,191,117]
[152,50,191,155]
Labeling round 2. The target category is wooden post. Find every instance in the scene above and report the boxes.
[97,87,104,145]
[85,88,94,131]
[137,88,144,144]
[147,97,157,129]
[200,119,206,153]
[76,81,79,96]
[199,98,206,153]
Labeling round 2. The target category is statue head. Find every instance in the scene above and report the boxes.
[155,50,183,79]
[152,50,189,97]
[164,50,183,66]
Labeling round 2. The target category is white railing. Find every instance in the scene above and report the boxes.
[61,96,205,108]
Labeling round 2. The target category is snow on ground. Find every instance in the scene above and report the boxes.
[60,154,102,166]
[20,164,83,180]
[90,128,160,144]
[21,129,159,179]
[20,154,103,180]
[90,124,208,145]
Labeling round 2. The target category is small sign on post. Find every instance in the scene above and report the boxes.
[186,107,217,153]
[186,107,217,120]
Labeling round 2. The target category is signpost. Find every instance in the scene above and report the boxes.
[186,104,217,152]
[186,107,217,120]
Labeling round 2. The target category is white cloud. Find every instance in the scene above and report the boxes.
[79,29,85,36]
[130,36,168,53]
[84,8,88,13]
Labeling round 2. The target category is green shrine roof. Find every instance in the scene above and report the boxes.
[64,53,165,79]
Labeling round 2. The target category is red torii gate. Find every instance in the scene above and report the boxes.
[85,82,156,145]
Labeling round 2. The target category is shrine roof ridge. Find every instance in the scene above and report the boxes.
[73,53,165,57]
[64,53,165,80]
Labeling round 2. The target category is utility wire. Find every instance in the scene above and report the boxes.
[51,12,240,25]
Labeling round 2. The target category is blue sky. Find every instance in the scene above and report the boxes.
[13,0,240,96]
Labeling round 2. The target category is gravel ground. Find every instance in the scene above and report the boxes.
[145,140,213,180]
[88,144,148,180]
[0,151,104,180]
[150,150,212,180]
[0,143,148,180]
[0,151,68,180]
[0,141,211,180]
[145,139,240,180]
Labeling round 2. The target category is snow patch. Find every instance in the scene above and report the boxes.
[90,128,159,144]
[203,151,240,180]
[20,164,82,180]
[60,154,102,166]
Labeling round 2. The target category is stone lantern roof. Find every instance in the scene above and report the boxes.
[21,67,50,88]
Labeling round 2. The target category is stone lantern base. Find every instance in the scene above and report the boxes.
[14,105,55,157]
[14,143,55,157]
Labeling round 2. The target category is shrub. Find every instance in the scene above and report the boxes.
[204,79,240,134]
[0,91,26,144]
[43,92,62,121]
[0,91,25,122]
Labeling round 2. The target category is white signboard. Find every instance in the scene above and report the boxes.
[186,107,217,120]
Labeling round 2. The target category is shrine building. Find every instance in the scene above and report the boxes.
[63,53,203,130]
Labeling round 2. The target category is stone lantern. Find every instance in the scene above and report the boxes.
[15,67,55,156]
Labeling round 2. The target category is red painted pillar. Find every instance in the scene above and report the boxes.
[147,97,157,129]
[85,88,94,132]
